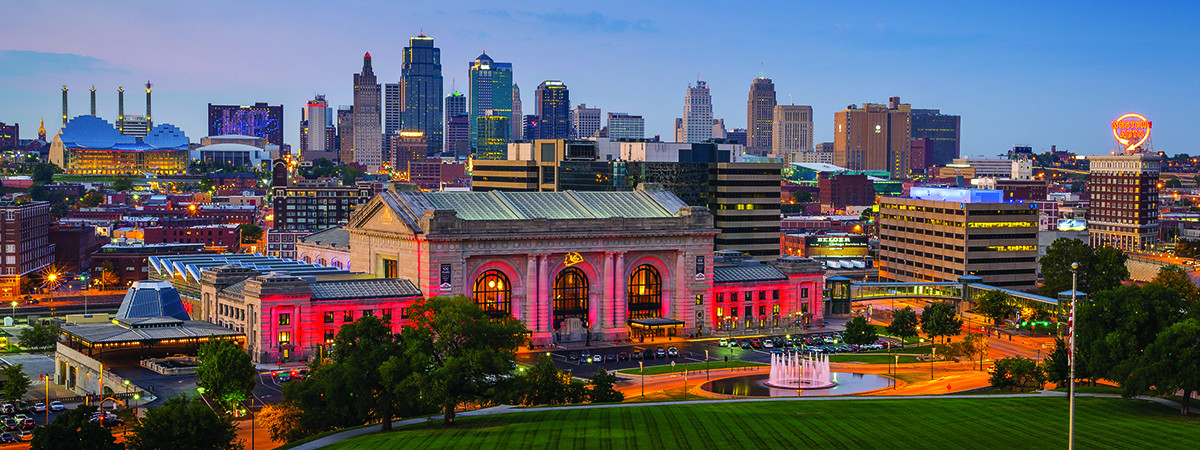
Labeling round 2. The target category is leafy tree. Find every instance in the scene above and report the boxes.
[1164,176,1183,188]
[886,306,919,347]
[1128,319,1200,415]
[30,404,122,450]
[1042,337,1071,385]
[790,190,813,204]
[974,290,1015,326]
[238,224,263,243]
[99,261,120,289]
[196,339,256,412]
[127,395,241,450]
[1150,265,1199,303]
[50,203,70,219]
[989,357,1046,391]
[516,354,570,406]
[257,402,306,443]
[110,177,134,192]
[402,295,528,423]
[28,184,50,202]
[1076,284,1185,389]
[30,163,60,185]
[0,364,29,403]
[589,369,624,403]
[1038,238,1128,296]
[1092,245,1130,292]
[80,191,103,208]
[842,315,878,345]
[18,322,61,349]
[920,302,963,344]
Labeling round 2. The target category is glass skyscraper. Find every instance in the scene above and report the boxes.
[535,80,570,140]
[910,109,960,168]
[469,52,512,154]
[401,34,443,154]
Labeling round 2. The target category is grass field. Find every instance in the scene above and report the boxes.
[828,354,920,364]
[616,360,764,376]
[327,396,1200,449]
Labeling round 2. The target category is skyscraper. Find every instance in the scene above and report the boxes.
[712,118,726,140]
[511,84,523,140]
[353,53,383,171]
[682,80,713,143]
[401,33,443,154]
[475,111,509,160]
[535,80,570,140]
[208,102,284,144]
[605,113,644,140]
[746,77,776,155]
[469,52,513,153]
[445,91,466,118]
[384,82,402,149]
[445,91,467,155]
[571,104,601,139]
[910,109,961,169]
[337,106,353,162]
[1088,154,1161,252]
[772,104,813,161]
[833,96,910,178]
[301,95,334,161]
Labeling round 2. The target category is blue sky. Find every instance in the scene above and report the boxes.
[1,1,1195,156]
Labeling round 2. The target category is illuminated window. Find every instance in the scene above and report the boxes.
[278,331,290,344]
[278,314,290,326]
[383,258,398,278]
[323,312,334,324]
[627,265,662,320]
[474,270,512,317]
[343,311,354,323]
[324,329,335,343]
[553,267,588,328]
[695,294,703,305]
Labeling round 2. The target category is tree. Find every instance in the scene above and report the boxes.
[1038,238,1128,296]
[1128,319,1200,415]
[790,190,813,204]
[1151,265,1199,303]
[0,364,29,403]
[920,302,963,343]
[402,295,528,423]
[886,306,919,347]
[974,290,1015,327]
[110,177,134,192]
[589,369,623,403]
[196,339,256,412]
[98,261,119,290]
[842,316,878,345]
[1042,337,1071,385]
[30,404,122,450]
[989,357,1045,391]
[28,184,49,202]
[127,395,242,450]
[1076,284,1186,389]
[257,402,306,443]
[18,322,61,349]
[1091,245,1130,292]
[516,353,570,406]
[80,191,103,208]
[30,163,59,185]
[1164,176,1183,188]
[238,224,263,243]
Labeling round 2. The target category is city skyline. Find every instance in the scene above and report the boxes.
[0,1,1194,155]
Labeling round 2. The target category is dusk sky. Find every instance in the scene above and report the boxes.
[1,1,1194,156]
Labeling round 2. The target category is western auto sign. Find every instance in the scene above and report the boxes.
[1111,113,1151,152]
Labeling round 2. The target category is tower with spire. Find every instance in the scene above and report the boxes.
[353,52,382,171]
[38,118,46,141]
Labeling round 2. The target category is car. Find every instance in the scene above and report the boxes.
[276,371,291,382]
[630,350,643,361]
[580,351,591,363]
[617,352,629,361]
[568,352,581,361]
[763,340,774,349]
[740,340,752,349]
[718,338,729,347]
[0,433,14,444]
[750,339,763,349]
[32,404,45,413]
[18,430,30,441]
[655,347,666,358]
[666,346,679,357]
[0,405,12,415]
[4,419,17,430]
[48,401,64,412]
[18,419,32,430]
[643,349,656,360]
[15,402,30,414]
[12,415,26,423]
[604,353,617,363]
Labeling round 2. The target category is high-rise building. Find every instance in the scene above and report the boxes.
[674,118,684,142]
[572,104,601,139]
[725,129,747,146]
[511,84,523,141]
[475,111,510,160]
[909,138,930,174]
[390,131,427,175]
[522,115,539,141]
[401,33,443,154]
[682,80,713,143]
[772,104,813,161]
[445,91,466,118]
[337,106,353,163]
[384,82,402,150]
[746,77,776,155]
[833,96,910,178]
[300,95,331,160]
[878,187,1038,290]
[712,119,726,140]
[606,113,644,140]
[272,179,373,231]
[0,122,16,149]
[469,52,513,152]
[208,103,284,145]
[911,109,961,168]
[0,199,52,300]
[535,80,570,140]
[353,53,383,171]
[446,115,470,157]
[1088,154,1161,252]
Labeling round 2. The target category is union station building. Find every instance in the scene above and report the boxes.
[346,188,826,346]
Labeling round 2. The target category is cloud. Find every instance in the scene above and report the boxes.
[0,50,127,79]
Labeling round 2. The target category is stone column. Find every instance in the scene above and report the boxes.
[613,252,627,338]
[537,254,550,338]
[525,256,538,326]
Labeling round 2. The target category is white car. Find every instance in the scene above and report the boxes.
[763,340,774,348]
[718,338,729,347]
[48,401,64,412]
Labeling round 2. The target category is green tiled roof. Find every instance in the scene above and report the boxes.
[386,190,687,223]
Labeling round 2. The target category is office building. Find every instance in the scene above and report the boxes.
[208,103,284,145]
[725,129,747,146]
[446,114,470,157]
[746,77,776,155]
[469,52,513,152]
[0,122,17,149]
[1087,154,1161,251]
[605,113,644,140]
[474,111,510,160]
[834,96,911,178]
[390,131,427,174]
[301,95,336,161]
[772,104,814,161]
[878,187,1038,290]
[522,115,539,141]
[400,33,443,154]
[535,80,570,139]
[712,118,726,140]
[911,109,961,167]
[353,53,383,171]
[120,114,150,138]
[445,91,466,119]
[572,104,601,139]
[271,178,373,231]
[817,173,874,212]
[674,118,684,143]
[511,84,523,141]
[0,200,53,299]
[384,82,402,152]
[910,138,930,174]
[337,106,353,163]
[682,80,713,143]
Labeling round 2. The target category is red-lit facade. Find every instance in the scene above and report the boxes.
[710,255,825,332]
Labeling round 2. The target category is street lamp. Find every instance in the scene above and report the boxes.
[1069,262,1078,450]
[639,361,644,397]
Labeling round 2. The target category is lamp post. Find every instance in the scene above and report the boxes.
[639,361,644,397]
[705,350,710,381]
[894,355,898,390]
[9,301,15,324]
[1069,262,1078,450]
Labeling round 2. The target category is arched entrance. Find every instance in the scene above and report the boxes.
[473,269,511,317]
[553,267,589,342]
[628,264,674,340]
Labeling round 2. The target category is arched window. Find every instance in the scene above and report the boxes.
[627,264,662,320]
[318,258,327,266]
[553,267,588,328]
[332,260,343,269]
[473,270,511,317]
[303,256,312,264]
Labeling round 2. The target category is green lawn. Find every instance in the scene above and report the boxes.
[327,396,1200,449]
[616,360,764,376]
[828,354,920,364]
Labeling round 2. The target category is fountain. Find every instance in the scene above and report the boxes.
[765,352,836,389]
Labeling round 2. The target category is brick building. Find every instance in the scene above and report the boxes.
[817,173,875,212]
[0,199,53,299]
